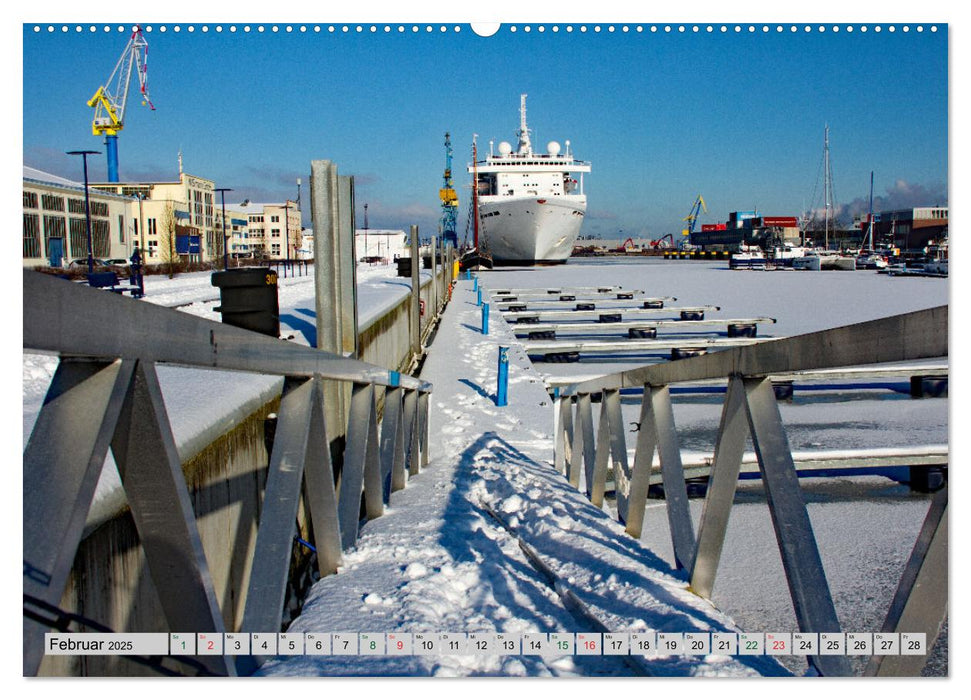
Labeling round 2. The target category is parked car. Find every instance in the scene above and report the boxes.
[104,258,130,267]
[69,258,112,269]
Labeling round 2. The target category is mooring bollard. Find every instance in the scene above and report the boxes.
[497,345,509,406]
[477,287,482,306]
[473,276,479,292]
[481,303,490,335]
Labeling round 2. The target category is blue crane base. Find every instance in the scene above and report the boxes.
[105,135,119,183]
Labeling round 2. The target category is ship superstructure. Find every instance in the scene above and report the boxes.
[468,95,591,264]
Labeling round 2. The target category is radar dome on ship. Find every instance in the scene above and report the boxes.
[547,141,561,156]
[498,141,513,155]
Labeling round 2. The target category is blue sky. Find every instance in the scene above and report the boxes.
[22,21,947,241]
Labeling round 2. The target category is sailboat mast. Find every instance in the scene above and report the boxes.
[866,170,874,250]
[824,125,830,250]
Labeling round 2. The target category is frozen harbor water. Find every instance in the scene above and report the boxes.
[480,258,948,676]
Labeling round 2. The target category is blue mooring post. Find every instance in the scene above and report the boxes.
[477,287,482,306]
[473,276,478,292]
[496,346,509,407]
[481,303,490,335]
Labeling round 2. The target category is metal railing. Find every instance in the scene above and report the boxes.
[551,306,948,677]
[22,270,432,676]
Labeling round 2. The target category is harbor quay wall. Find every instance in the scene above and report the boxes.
[38,265,452,676]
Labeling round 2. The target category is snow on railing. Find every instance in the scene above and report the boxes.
[551,306,947,677]
[22,270,432,676]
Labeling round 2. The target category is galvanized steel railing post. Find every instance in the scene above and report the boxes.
[410,225,421,366]
[743,376,851,677]
[419,391,431,467]
[402,389,421,476]
[338,383,384,550]
[301,377,343,578]
[604,389,630,519]
[576,393,596,497]
[690,375,748,598]
[22,358,134,676]
[650,384,696,572]
[553,392,574,475]
[623,385,659,539]
[242,376,323,637]
[111,360,233,676]
[379,386,407,500]
[865,487,948,677]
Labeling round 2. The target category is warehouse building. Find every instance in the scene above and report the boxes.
[23,166,135,267]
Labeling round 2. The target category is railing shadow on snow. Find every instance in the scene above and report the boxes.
[441,431,787,677]
[551,306,948,677]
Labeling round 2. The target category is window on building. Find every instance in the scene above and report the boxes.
[69,218,88,258]
[119,214,125,243]
[24,191,38,209]
[23,213,41,258]
[68,198,86,214]
[42,214,66,255]
[90,201,108,217]
[92,220,110,257]
[271,215,280,223]
[271,243,281,255]
[148,218,157,237]
[271,228,280,237]
[42,194,65,212]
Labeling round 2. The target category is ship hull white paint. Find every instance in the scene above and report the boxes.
[478,195,586,265]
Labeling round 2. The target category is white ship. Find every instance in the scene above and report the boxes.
[469,94,591,265]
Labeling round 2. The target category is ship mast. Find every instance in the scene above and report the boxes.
[472,134,480,248]
[517,93,532,155]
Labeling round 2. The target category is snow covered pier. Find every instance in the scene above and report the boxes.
[259,275,791,678]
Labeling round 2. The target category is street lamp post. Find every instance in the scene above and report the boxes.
[283,200,290,278]
[215,187,232,271]
[66,150,100,274]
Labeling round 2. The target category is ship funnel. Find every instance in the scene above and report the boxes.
[517,93,532,155]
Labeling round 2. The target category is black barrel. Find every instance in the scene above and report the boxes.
[728,323,758,338]
[212,267,280,337]
[643,300,664,309]
[671,347,707,360]
[396,257,412,277]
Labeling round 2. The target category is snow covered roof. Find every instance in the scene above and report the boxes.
[23,165,81,187]
[23,165,136,201]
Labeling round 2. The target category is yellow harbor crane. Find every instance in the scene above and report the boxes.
[681,194,708,239]
[87,25,155,182]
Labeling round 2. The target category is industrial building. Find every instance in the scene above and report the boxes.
[23,161,305,267]
[225,201,302,260]
[91,166,218,264]
[869,207,948,251]
[689,211,801,251]
[23,166,135,267]
[691,206,947,253]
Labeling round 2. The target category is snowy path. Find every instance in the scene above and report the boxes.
[259,278,788,678]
